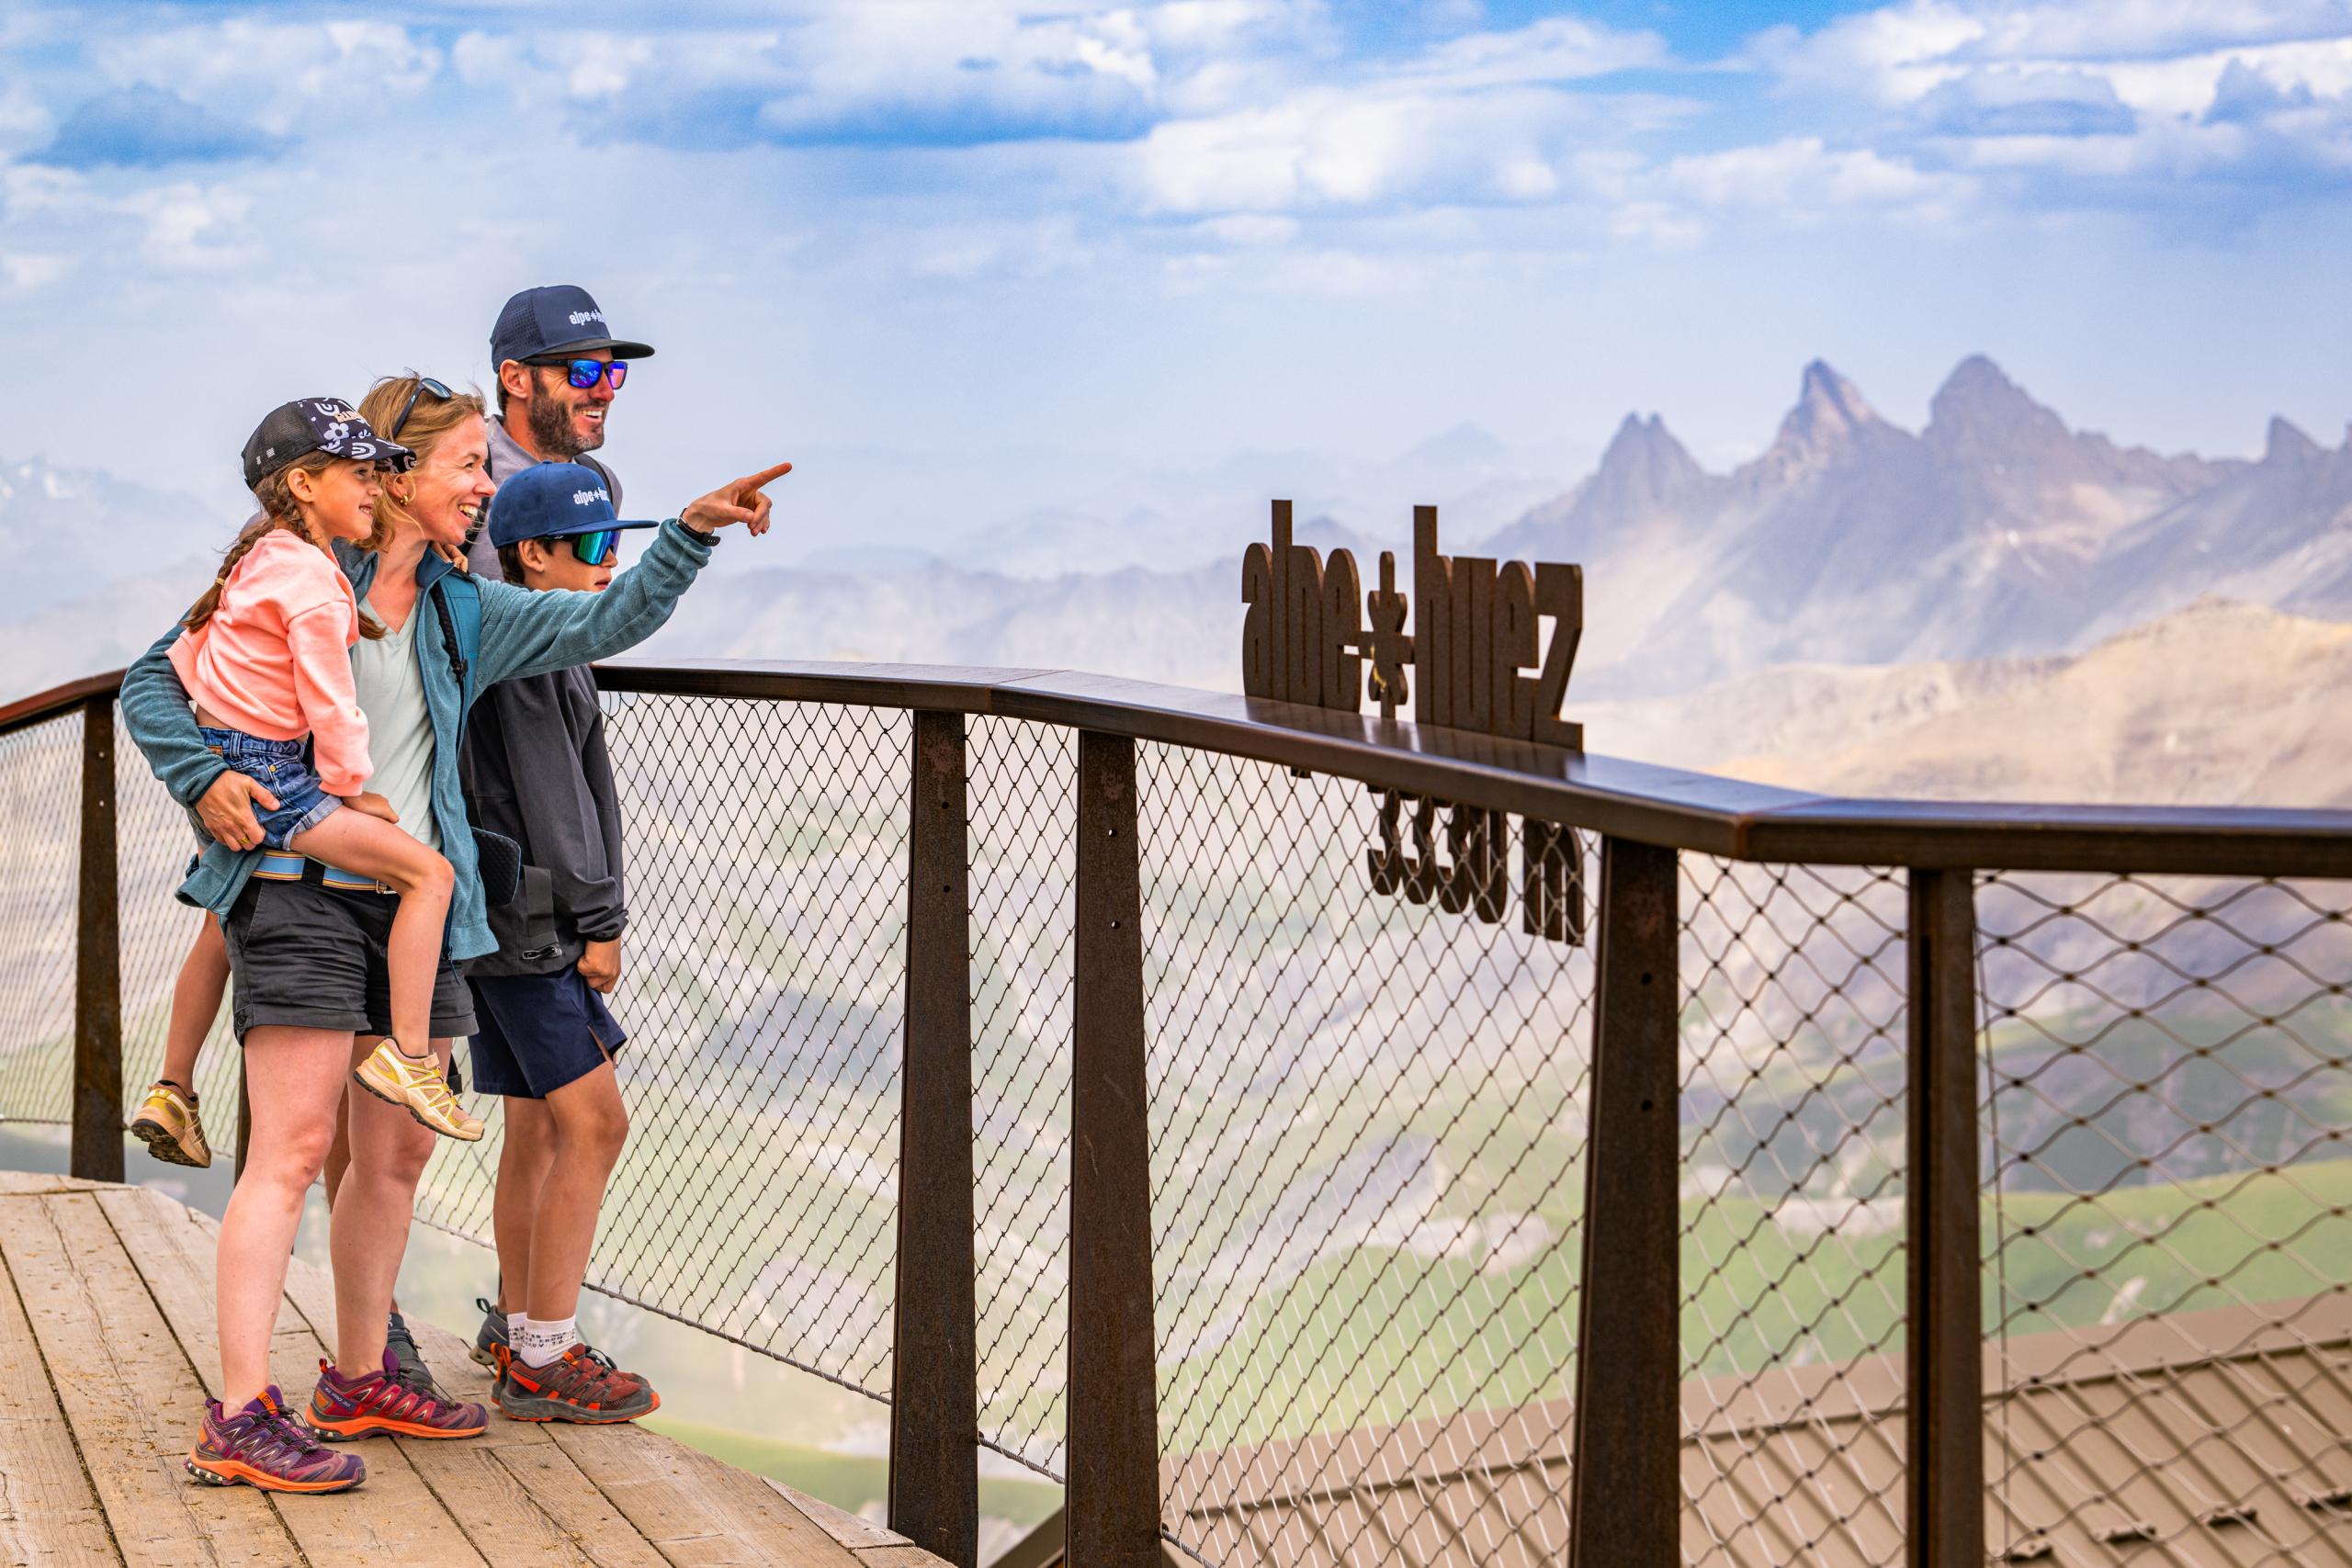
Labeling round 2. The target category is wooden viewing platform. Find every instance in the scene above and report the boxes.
[0,1172,951,1568]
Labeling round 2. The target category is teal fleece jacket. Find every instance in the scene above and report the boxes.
[118,520,716,963]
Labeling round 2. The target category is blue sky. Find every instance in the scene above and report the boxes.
[5,1,2351,542]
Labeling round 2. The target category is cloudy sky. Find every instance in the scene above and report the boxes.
[4,1,2349,542]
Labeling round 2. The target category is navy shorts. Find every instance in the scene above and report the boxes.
[200,728,337,850]
[467,966,626,1100]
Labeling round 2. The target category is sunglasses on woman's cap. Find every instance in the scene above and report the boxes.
[530,357,628,391]
[390,376,453,439]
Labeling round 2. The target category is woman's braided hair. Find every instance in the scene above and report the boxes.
[182,450,385,638]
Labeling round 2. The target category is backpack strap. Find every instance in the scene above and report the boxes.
[430,570,485,740]
[574,452,620,512]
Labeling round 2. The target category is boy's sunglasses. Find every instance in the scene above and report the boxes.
[531,357,628,391]
[390,376,453,438]
[541,529,619,566]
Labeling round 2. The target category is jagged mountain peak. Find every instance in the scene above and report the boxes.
[2266,415,2321,464]
[1797,359,1879,428]
[1928,355,2069,446]
[1736,360,1892,490]
[1583,411,1709,522]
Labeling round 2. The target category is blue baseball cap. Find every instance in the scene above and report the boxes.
[487,463,661,548]
[489,284,654,372]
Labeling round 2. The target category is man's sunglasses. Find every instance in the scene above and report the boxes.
[390,376,453,439]
[538,529,620,566]
[530,357,628,391]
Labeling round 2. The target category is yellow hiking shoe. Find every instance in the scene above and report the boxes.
[130,1080,211,1168]
[351,1042,484,1141]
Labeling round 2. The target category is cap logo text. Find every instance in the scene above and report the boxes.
[568,310,605,326]
[574,488,611,505]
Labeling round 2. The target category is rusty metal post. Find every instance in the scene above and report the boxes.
[73,696,123,1182]
[1568,836,1679,1568]
[1907,868,1984,1568]
[889,711,980,1567]
[1069,730,1161,1568]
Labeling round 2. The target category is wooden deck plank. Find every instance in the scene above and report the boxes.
[0,1191,300,1567]
[546,1426,856,1567]
[94,1186,490,1568]
[774,1483,904,1551]
[345,1273,868,1568]
[12,1183,945,1568]
[0,1171,111,1197]
[0,1211,119,1566]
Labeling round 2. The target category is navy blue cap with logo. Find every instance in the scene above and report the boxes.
[486,462,660,551]
[489,285,656,372]
[242,399,414,491]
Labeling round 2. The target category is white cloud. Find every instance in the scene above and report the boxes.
[123,182,259,271]
[1663,137,1973,218]
[0,251,71,290]
[1758,0,2352,204]
[1392,16,1667,90]
[86,19,440,137]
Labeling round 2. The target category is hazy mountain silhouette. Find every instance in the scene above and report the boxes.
[1487,355,2305,695]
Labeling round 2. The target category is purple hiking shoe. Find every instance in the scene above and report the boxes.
[187,1385,367,1493]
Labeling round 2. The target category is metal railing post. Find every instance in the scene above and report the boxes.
[73,696,123,1183]
[1567,835,1679,1568]
[890,711,980,1566]
[1069,730,1162,1568]
[1906,868,1984,1568]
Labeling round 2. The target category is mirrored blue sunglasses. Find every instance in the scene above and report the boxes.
[532,358,628,391]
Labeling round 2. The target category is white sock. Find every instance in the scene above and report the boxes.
[516,1315,578,1370]
[506,1312,525,1345]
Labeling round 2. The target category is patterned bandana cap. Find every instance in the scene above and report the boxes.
[241,398,416,491]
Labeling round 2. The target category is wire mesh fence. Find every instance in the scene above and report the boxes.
[1678,859,1910,1568]
[1144,758,1598,1567]
[1975,872,2352,1567]
[411,691,913,1402]
[11,667,2352,1568]
[0,707,80,1125]
[967,716,1077,1480]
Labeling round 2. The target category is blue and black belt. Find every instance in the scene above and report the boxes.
[252,852,395,896]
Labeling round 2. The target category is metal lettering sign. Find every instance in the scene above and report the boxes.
[1241,500,1588,943]
[1241,499,1582,743]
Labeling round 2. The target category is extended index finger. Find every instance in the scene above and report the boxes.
[733,461,793,496]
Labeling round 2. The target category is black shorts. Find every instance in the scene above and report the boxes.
[467,967,626,1100]
[222,877,478,1043]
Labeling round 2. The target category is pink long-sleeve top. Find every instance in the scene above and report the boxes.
[167,529,373,797]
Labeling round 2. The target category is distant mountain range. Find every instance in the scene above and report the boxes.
[17,355,2351,809]
[1490,355,2350,696]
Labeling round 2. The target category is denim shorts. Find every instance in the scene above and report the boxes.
[199,727,339,850]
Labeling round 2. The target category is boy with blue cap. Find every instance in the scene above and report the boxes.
[459,461,679,1422]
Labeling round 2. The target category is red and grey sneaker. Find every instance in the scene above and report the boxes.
[187,1385,366,1493]
[307,1350,487,1440]
[496,1343,661,1424]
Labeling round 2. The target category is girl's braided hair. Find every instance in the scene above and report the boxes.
[182,451,385,639]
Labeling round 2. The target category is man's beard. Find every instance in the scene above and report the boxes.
[526,389,601,461]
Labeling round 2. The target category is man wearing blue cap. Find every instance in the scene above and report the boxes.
[467,283,650,578]
[459,461,667,1423]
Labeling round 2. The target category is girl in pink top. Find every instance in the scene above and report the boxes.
[169,399,480,1142]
